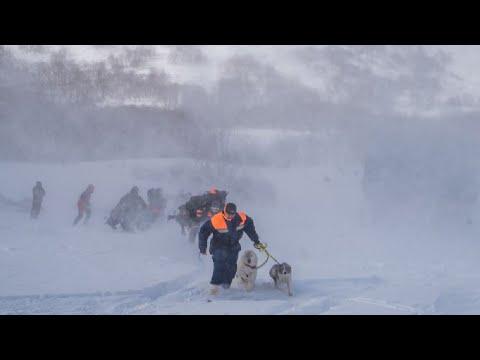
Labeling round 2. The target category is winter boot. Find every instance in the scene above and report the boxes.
[208,285,220,296]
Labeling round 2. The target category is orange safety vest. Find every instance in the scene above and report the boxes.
[210,212,247,233]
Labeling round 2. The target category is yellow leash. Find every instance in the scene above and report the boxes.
[254,242,280,266]
[252,253,270,269]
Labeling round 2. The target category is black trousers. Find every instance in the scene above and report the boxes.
[210,243,241,286]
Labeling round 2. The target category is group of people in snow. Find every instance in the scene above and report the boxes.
[29,182,167,231]
[168,188,228,242]
[105,186,166,232]
[29,182,265,296]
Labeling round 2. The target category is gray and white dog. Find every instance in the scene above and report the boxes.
[269,262,293,296]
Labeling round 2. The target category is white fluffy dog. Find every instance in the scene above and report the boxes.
[234,249,258,292]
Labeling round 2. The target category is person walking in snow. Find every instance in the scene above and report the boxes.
[73,184,95,225]
[198,202,264,296]
[30,181,45,219]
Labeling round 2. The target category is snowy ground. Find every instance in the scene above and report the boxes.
[2,158,480,314]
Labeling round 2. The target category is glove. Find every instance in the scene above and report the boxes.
[254,242,266,251]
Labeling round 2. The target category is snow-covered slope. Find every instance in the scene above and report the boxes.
[2,158,480,314]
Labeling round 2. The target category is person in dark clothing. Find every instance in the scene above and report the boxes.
[106,186,147,231]
[207,200,221,218]
[73,184,94,225]
[185,194,209,221]
[168,189,228,242]
[147,188,155,206]
[150,188,167,217]
[198,202,264,296]
[30,181,45,219]
[181,193,213,242]
[141,187,167,229]
[185,189,227,221]
[204,188,228,210]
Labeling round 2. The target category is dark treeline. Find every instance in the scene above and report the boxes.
[0,46,206,161]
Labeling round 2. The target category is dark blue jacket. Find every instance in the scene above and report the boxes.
[198,211,260,254]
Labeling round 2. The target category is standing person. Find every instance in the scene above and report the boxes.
[73,184,95,225]
[30,181,45,219]
[198,202,265,296]
[154,188,167,217]
[147,188,167,219]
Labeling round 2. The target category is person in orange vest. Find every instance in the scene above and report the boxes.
[198,202,265,296]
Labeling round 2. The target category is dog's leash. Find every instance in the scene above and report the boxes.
[245,253,270,270]
[255,242,280,266]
